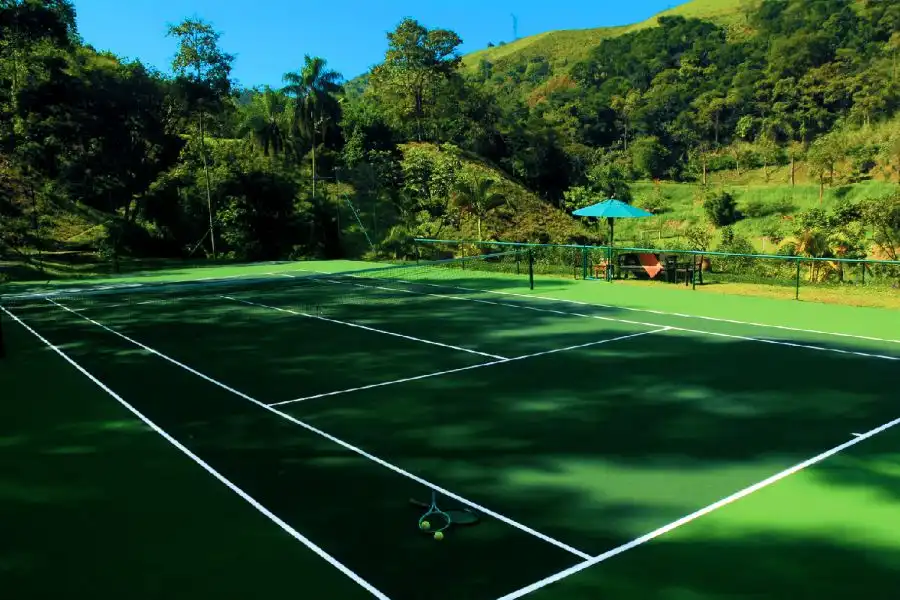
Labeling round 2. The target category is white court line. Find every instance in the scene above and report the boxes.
[0,305,390,600]
[294,270,899,362]
[451,285,900,346]
[46,299,590,560]
[290,267,900,346]
[271,328,670,407]
[221,295,507,361]
[495,414,900,600]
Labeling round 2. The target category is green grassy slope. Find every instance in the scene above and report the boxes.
[620,174,897,253]
[461,0,751,75]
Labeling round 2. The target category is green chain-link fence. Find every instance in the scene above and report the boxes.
[414,238,900,305]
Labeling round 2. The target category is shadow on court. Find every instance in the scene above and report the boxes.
[2,271,899,600]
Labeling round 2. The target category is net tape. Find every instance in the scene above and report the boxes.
[0,250,528,313]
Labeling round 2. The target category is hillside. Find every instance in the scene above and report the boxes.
[345,142,594,260]
[461,0,752,79]
[2,0,899,294]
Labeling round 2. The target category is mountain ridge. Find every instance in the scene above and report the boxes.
[460,0,754,76]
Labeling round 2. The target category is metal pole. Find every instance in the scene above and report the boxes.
[795,258,801,300]
[528,250,535,290]
[692,255,698,290]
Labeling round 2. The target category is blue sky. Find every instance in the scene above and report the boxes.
[73,0,680,88]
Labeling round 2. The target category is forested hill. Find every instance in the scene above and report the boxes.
[461,0,753,87]
[1,0,899,280]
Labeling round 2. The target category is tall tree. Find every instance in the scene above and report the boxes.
[369,18,462,142]
[167,17,233,259]
[238,85,289,158]
[282,55,342,198]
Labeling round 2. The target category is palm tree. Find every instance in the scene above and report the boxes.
[282,56,342,198]
[237,86,289,158]
[797,228,830,282]
[452,177,507,242]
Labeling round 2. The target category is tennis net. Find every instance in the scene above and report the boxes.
[0,250,534,318]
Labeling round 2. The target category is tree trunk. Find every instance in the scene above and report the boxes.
[311,110,317,200]
[714,112,720,146]
[414,89,424,142]
[29,180,37,230]
[790,155,795,187]
[702,157,707,186]
[311,139,317,200]
[199,110,216,259]
[477,217,482,242]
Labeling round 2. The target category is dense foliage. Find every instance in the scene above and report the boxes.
[1,0,899,272]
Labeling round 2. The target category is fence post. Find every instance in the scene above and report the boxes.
[861,260,866,285]
[528,249,535,290]
[582,247,588,280]
[692,255,698,290]
[606,246,613,282]
[795,258,801,300]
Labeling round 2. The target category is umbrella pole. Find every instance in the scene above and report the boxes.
[607,218,614,282]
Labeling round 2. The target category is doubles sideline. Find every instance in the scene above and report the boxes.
[292,270,899,362]
[495,413,900,600]
[289,267,900,346]
[0,304,392,600]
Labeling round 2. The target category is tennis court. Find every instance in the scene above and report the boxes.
[3,254,899,600]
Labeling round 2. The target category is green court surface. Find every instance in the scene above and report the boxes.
[2,259,899,600]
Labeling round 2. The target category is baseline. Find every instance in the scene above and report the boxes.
[47,299,591,561]
[495,414,900,600]
[0,305,390,600]
[271,328,670,407]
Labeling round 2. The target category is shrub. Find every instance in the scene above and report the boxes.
[636,190,670,215]
[777,241,799,256]
[741,196,795,218]
[716,226,756,274]
[683,223,713,251]
[741,199,769,219]
[703,191,740,227]
[761,221,786,245]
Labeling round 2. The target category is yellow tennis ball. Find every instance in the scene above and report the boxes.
[420,521,431,531]
[433,531,443,541]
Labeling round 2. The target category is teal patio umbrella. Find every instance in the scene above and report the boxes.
[573,198,653,280]
[572,198,653,246]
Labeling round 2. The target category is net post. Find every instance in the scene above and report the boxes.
[795,258,801,300]
[528,249,535,290]
[861,260,866,285]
